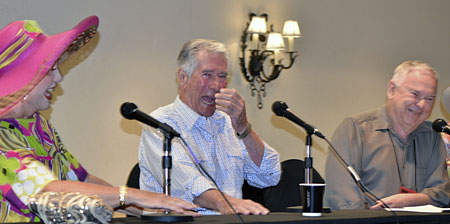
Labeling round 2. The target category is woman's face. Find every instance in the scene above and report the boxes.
[17,64,63,118]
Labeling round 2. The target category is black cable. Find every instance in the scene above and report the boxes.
[324,137,399,224]
[179,137,244,224]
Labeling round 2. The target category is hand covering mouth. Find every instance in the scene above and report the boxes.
[202,96,215,105]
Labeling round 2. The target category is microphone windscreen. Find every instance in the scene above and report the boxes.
[272,101,288,116]
[121,102,138,119]
[432,118,447,132]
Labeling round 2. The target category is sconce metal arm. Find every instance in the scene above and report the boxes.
[239,13,299,109]
[260,51,298,81]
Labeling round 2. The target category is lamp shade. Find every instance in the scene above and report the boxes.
[282,20,301,38]
[266,32,285,50]
[248,16,267,33]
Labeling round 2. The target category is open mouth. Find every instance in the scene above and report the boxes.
[202,96,215,105]
[44,88,54,100]
[407,108,421,116]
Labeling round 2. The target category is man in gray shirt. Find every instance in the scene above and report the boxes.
[325,60,450,210]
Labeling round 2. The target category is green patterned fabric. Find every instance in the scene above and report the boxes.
[0,113,87,222]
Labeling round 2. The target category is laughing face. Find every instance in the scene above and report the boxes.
[387,70,437,136]
[19,64,63,117]
[178,51,228,117]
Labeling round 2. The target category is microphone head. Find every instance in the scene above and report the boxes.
[272,101,288,116]
[121,102,138,120]
[432,118,447,132]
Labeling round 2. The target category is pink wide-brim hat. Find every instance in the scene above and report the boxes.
[0,15,99,115]
[442,86,450,114]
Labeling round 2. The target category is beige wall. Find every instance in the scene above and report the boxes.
[1,0,449,186]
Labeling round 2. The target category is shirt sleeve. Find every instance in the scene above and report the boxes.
[53,129,88,182]
[0,150,56,212]
[420,137,450,207]
[138,127,215,203]
[442,135,450,176]
[243,141,281,189]
[324,118,368,210]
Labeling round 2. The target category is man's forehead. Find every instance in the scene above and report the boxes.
[200,68,228,74]
[197,50,225,58]
[402,73,437,93]
[196,52,228,69]
[404,69,436,82]
[408,67,435,76]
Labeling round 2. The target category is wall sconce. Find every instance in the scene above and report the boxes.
[239,13,301,109]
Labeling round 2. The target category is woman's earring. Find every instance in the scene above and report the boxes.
[22,94,28,102]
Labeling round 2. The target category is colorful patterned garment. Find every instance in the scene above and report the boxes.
[0,113,87,223]
[443,134,450,177]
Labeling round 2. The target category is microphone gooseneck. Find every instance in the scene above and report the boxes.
[323,137,398,223]
[179,137,244,224]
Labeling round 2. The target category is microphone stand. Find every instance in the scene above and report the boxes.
[162,133,173,201]
[141,130,193,222]
[305,133,313,184]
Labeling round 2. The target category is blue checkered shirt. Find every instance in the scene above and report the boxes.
[138,96,281,214]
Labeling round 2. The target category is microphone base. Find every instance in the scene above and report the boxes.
[141,213,193,222]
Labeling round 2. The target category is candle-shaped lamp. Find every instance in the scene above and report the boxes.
[266,32,285,65]
[247,16,267,50]
[282,20,301,52]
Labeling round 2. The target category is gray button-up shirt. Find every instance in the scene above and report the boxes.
[325,106,450,210]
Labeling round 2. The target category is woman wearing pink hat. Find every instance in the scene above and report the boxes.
[0,16,197,222]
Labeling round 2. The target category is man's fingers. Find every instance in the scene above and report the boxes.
[232,200,269,215]
[216,88,242,102]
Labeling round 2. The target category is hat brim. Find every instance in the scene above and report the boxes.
[0,16,99,115]
[442,86,450,114]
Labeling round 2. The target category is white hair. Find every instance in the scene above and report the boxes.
[390,60,438,86]
[176,39,230,78]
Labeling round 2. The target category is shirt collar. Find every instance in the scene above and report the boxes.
[373,104,432,134]
[372,105,392,131]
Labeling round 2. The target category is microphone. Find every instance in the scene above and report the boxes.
[120,102,180,137]
[432,118,450,135]
[272,101,324,138]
